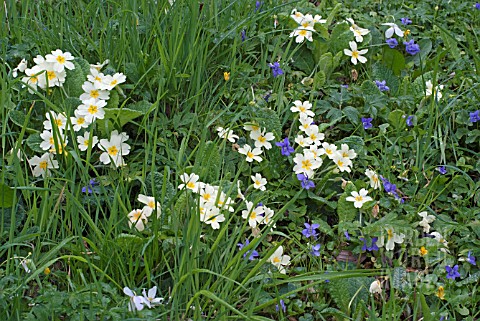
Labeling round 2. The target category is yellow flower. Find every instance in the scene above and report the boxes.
[44,267,51,275]
[436,286,445,300]
[404,29,411,37]
[419,246,428,256]
[223,71,230,81]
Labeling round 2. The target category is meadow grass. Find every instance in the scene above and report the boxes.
[1,0,480,320]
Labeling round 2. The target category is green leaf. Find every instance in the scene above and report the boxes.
[9,110,36,133]
[313,71,326,88]
[0,184,15,208]
[338,136,365,156]
[255,107,282,138]
[382,48,405,75]
[307,191,337,209]
[343,106,360,124]
[388,109,406,130]
[26,133,45,153]
[63,60,86,98]
[337,182,357,222]
[329,22,351,54]
[146,171,176,205]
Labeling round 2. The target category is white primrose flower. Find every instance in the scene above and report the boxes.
[290,8,305,24]
[77,131,98,151]
[79,81,110,102]
[262,205,275,227]
[238,144,263,163]
[304,125,325,146]
[299,115,314,132]
[178,173,201,191]
[344,41,368,65]
[251,173,267,191]
[101,72,127,90]
[289,24,315,43]
[200,206,225,230]
[418,211,435,233]
[242,201,265,228]
[250,129,275,150]
[217,127,239,143]
[331,152,352,173]
[28,152,59,178]
[40,129,68,153]
[425,80,444,100]
[123,287,147,311]
[12,58,28,77]
[243,123,261,132]
[21,66,42,93]
[142,286,164,308]
[290,100,315,117]
[98,130,131,167]
[430,231,450,253]
[127,209,149,231]
[293,150,322,178]
[376,228,405,251]
[43,111,67,131]
[310,14,327,24]
[199,184,217,206]
[71,109,91,131]
[138,194,161,217]
[365,169,381,189]
[214,190,235,212]
[369,280,382,294]
[76,98,107,123]
[87,68,107,89]
[319,142,337,159]
[269,246,291,274]
[346,188,373,208]
[346,18,370,43]
[339,144,357,160]
[381,22,404,38]
[295,134,309,148]
[45,49,75,72]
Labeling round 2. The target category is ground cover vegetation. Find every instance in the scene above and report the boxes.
[1,0,480,320]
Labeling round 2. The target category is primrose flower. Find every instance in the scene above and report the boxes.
[45,49,75,72]
[346,18,370,43]
[200,206,225,230]
[430,232,450,253]
[369,280,382,294]
[217,127,239,143]
[295,135,309,148]
[43,111,67,131]
[290,24,314,43]
[275,138,294,156]
[290,8,304,24]
[138,194,161,217]
[344,41,368,65]
[418,211,435,233]
[250,129,275,149]
[243,123,260,132]
[425,80,444,100]
[304,126,324,146]
[178,173,200,191]
[346,189,372,208]
[262,205,275,227]
[242,201,265,228]
[382,22,404,38]
[87,68,106,88]
[251,173,267,191]
[71,110,90,132]
[21,67,41,93]
[331,153,352,172]
[269,62,284,77]
[127,209,149,231]
[12,58,28,77]
[445,265,460,280]
[101,73,127,90]
[142,286,164,308]
[293,150,322,177]
[238,144,263,162]
[40,129,62,151]
[365,169,380,189]
[339,144,357,160]
[298,115,314,132]
[386,38,398,48]
[297,173,315,190]
[77,131,98,151]
[237,239,259,261]
[98,130,130,167]
[123,287,147,311]
[302,222,319,239]
[28,152,59,178]
[319,142,337,159]
[290,100,315,117]
[269,246,291,274]
[376,228,405,251]
[77,98,107,123]
[79,81,110,102]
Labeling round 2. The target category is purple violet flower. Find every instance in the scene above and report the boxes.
[302,222,320,239]
[255,1,262,12]
[445,265,461,280]
[406,115,414,127]
[386,38,398,48]
[297,173,315,190]
[361,117,373,129]
[360,237,379,252]
[82,179,98,194]
[275,299,286,313]
[375,80,390,92]
[241,29,246,42]
[269,62,284,78]
[476,3,480,9]
[404,39,420,55]
[438,166,447,175]
[311,244,321,256]
[470,110,480,123]
[400,17,412,25]
[380,176,404,203]
[237,239,259,261]
[467,251,476,265]
[275,137,294,156]
[344,231,351,241]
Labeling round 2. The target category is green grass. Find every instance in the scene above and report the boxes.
[1,0,480,320]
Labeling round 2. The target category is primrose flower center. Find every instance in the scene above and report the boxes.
[31,76,38,83]
[83,140,90,146]
[77,117,85,124]
[258,136,266,143]
[39,161,48,170]
[299,106,306,112]
[107,145,119,156]
[95,76,101,81]
[110,80,118,86]
[203,193,211,201]
[187,182,195,189]
[250,212,257,219]
[90,90,99,99]
[299,30,307,36]
[255,180,261,186]
[325,148,333,155]
[49,137,54,144]
[148,201,155,208]
[56,56,66,64]
[88,105,98,115]
[55,119,63,127]
[355,195,364,202]
[387,229,394,240]
[247,151,254,158]
[132,211,142,221]
[352,51,359,59]
[47,71,56,80]
[302,159,312,170]
[337,160,344,167]
[273,257,280,263]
